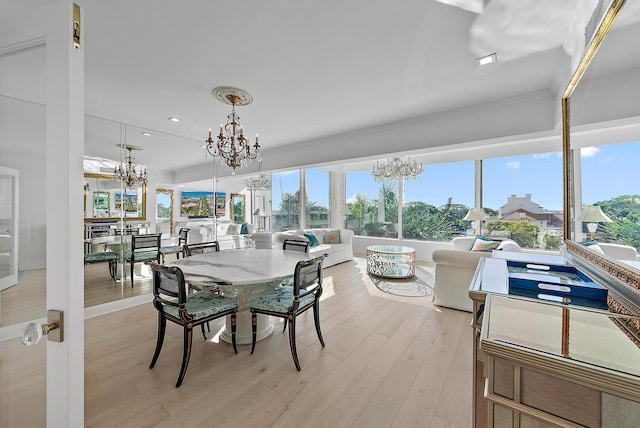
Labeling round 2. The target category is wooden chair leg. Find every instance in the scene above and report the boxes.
[287,317,301,371]
[130,260,134,288]
[149,314,166,369]
[282,318,288,333]
[176,326,193,388]
[230,313,238,354]
[250,312,257,354]
[200,323,207,340]
[313,302,325,347]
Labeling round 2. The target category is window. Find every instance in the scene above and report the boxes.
[305,168,330,228]
[403,160,474,241]
[272,170,301,231]
[156,189,173,235]
[346,171,398,237]
[483,152,563,250]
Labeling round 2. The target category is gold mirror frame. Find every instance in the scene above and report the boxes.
[83,173,147,221]
[230,193,246,223]
[563,0,640,342]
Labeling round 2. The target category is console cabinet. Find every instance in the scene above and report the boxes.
[470,257,640,427]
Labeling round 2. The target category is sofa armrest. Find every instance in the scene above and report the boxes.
[432,249,491,269]
[453,236,475,251]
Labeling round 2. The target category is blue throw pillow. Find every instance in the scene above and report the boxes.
[240,223,248,234]
[303,232,320,247]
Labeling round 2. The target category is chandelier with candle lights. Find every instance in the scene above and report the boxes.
[114,145,147,187]
[371,156,423,182]
[205,87,261,171]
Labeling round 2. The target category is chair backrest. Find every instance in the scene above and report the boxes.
[283,239,309,253]
[178,228,190,245]
[186,241,220,256]
[132,233,162,252]
[293,255,325,298]
[150,262,187,307]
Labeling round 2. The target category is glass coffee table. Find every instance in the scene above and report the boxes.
[366,245,416,278]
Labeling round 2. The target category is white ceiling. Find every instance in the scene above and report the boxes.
[2,0,640,185]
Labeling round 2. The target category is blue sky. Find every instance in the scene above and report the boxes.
[271,141,639,212]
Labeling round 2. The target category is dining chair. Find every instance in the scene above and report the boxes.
[160,227,190,263]
[185,240,220,256]
[128,233,162,288]
[282,239,309,253]
[184,241,222,294]
[149,263,238,388]
[249,255,326,371]
[84,250,117,281]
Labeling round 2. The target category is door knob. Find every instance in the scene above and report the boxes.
[22,309,64,346]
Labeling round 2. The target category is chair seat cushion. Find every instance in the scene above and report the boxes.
[84,252,116,262]
[164,291,238,320]
[160,245,183,254]
[131,250,158,261]
[250,286,315,313]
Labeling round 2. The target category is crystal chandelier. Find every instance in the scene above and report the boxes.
[205,87,261,171]
[114,145,147,187]
[246,161,272,190]
[371,156,423,181]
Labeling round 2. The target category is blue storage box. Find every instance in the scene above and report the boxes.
[507,260,608,302]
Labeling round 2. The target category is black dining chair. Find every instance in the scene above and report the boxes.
[184,241,222,294]
[282,239,310,253]
[249,255,326,371]
[149,263,238,388]
[160,227,190,263]
[84,250,117,282]
[128,233,162,288]
[185,240,220,256]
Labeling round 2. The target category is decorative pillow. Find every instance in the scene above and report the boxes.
[227,224,241,235]
[240,223,248,234]
[496,240,521,252]
[303,232,320,247]
[471,235,501,252]
[324,229,341,244]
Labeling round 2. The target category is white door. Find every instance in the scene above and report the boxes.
[0,2,84,426]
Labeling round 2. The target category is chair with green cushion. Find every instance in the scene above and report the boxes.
[282,239,309,253]
[160,228,190,263]
[184,241,222,293]
[129,233,161,288]
[84,251,117,281]
[249,255,326,371]
[149,263,238,388]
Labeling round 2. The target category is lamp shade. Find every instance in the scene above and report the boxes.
[463,208,487,221]
[577,205,613,223]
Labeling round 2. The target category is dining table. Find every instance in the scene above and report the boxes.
[169,248,311,345]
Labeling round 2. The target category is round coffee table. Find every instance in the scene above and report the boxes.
[366,245,416,278]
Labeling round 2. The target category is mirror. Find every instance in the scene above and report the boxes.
[230,193,246,223]
[83,172,146,221]
[156,188,174,235]
[563,0,640,338]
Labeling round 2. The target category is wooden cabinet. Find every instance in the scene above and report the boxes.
[470,257,640,427]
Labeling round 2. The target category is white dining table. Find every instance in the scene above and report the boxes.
[169,248,310,345]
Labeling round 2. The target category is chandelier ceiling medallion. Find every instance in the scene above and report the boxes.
[246,161,272,190]
[371,156,423,182]
[205,87,262,172]
[114,144,147,187]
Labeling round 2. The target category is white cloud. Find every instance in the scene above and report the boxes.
[533,153,552,158]
[581,146,600,157]
[506,161,520,169]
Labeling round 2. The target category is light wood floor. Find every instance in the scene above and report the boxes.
[2,258,473,427]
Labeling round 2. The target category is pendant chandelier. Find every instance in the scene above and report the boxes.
[371,156,423,182]
[114,145,147,187]
[246,161,272,190]
[205,87,261,171]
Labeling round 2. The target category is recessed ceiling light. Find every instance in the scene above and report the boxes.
[168,117,181,122]
[477,53,497,66]
[141,132,153,136]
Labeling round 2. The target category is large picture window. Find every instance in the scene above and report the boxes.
[272,170,301,231]
[482,152,563,250]
[305,168,330,228]
[345,171,398,237]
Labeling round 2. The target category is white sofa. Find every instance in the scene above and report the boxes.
[431,236,521,312]
[176,220,256,250]
[253,228,354,268]
[586,242,638,261]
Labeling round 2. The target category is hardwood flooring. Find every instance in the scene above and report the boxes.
[2,257,473,427]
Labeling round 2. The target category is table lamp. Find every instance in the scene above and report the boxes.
[254,208,266,230]
[463,207,487,236]
[577,205,613,240]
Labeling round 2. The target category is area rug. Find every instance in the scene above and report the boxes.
[369,275,433,297]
